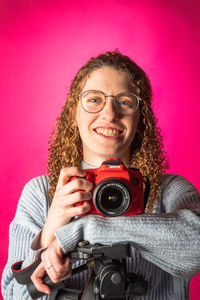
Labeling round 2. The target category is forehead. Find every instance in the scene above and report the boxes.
[82,67,135,93]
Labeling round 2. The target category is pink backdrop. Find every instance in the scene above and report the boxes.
[0,0,199,299]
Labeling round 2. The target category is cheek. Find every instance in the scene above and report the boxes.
[128,112,140,134]
[76,104,85,133]
[76,104,80,128]
[76,105,92,135]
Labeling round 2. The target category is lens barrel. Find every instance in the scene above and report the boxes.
[93,179,131,216]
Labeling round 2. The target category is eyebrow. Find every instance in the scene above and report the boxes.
[81,89,136,95]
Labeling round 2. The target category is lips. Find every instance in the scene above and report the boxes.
[94,127,123,137]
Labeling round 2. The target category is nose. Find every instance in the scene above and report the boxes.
[99,97,120,121]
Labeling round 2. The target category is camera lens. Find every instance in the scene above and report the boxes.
[101,188,123,210]
[93,179,131,217]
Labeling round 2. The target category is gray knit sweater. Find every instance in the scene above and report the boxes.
[1,170,200,300]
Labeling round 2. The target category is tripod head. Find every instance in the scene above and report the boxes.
[12,242,148,299]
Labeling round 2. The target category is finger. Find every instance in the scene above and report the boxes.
[64,201,91,218]
[61,257,72,279]
[58,178,93,196]
[63,256,72,278]
[41,250,52,269]
[48,248,65,274]
[56,167,86,190]
[41,251,61,281]
[31,263,51,295]
[59,191,92,207]
[53,255,72,274]
[37,239,65,284]
[49,268,72,283]
[44,256,65,283]
[47,257,72,283]
[52,268,72,283]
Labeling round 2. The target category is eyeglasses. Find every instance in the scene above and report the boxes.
[79,90,141,115]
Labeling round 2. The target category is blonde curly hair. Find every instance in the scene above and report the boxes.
[48,50,169,212]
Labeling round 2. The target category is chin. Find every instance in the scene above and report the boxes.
[97,150,128,161]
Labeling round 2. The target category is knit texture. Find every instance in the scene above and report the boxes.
[1,172,200,300]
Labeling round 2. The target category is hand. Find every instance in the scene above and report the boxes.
[31,239,72,295]
[41,167,93,247]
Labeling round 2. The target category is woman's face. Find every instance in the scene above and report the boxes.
[76,67,140,166]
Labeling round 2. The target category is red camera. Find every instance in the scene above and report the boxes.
[71,157,145,217]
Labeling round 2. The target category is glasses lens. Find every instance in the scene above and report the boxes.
[80,91,140,114]
[116,93,139,114]
[81,91,105,113]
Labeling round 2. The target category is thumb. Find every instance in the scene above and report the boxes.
[62,256,72,277]
[31,262,51,295]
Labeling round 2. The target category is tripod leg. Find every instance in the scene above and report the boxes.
[55,288,82,300]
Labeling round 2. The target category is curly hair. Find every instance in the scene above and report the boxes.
[47,50,169,212]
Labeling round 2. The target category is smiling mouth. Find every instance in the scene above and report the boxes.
[95,128,123,137]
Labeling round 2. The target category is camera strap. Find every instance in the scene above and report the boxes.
[11,242,148,299]
[11,255,42,285]
[12,256,96,300]
[143,176,150,211]
[80,272,95,300]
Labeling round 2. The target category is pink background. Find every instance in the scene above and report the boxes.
[0,0,199,299]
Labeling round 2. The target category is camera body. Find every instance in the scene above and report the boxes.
[71,157,144,217]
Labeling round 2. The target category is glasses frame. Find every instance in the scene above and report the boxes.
[79,89,142,115]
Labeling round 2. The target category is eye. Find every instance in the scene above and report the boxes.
[118,99,133,107]
[86,96,104,104]
[120,100,130,105]
[117,94,137,108]
[88,98,101,103]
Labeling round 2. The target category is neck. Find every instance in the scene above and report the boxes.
[82,152,131,167]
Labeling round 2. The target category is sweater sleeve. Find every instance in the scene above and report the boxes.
[1,175,56,300]
[55,174,200,280]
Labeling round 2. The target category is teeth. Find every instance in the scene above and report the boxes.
[96,128,121,136]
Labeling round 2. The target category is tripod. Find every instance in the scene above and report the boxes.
[13,241,148,299]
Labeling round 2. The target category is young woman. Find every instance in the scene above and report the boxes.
[2,51,200,300]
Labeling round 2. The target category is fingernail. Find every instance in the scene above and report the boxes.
[87,192,92,198]
[84,204,90,212]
